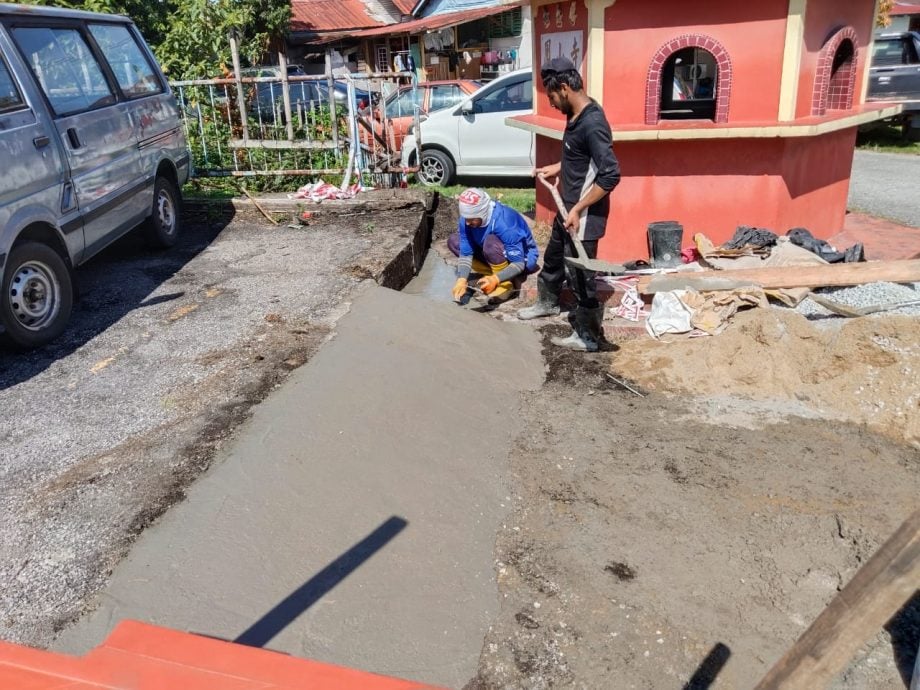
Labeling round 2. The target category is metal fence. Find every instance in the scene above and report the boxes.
[169,46,421,188]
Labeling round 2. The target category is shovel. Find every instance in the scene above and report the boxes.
[807,292,920,318]
[536,173,626,274]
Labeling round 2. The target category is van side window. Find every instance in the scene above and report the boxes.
[89,24,163,98]
[11,27,115,116]
[0,55,25,113]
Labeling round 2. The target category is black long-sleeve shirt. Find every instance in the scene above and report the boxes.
[560,100,620,241]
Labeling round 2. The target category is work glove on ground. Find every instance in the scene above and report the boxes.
[452,277,469,301]
[477,275,500,295]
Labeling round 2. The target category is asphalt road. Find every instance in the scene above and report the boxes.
[0,206,422,648]
[849,150,920,228]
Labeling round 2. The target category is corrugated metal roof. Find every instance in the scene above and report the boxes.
[290,0,384,32]
[391,0,417,13]
[891,2,920,15]
[350,1,523,37]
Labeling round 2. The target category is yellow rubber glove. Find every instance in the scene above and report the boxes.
[477,275,501,295]
[452,277,469,301]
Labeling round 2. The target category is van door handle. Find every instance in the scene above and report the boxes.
[66,127,81,149]
[33,135,50,149]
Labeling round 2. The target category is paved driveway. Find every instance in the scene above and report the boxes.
[849,150,920,228]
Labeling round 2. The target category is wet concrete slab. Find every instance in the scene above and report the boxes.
[402,249,458,305]
[53,283,544,689]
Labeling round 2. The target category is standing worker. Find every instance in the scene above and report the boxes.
[450,188,540,303]
[517,57,621,352]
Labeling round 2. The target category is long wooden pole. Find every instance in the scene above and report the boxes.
[755,510,920,689]
[638,260,920,294]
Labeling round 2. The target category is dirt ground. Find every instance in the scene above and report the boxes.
[466,310,920,689]
[430,195,919,687]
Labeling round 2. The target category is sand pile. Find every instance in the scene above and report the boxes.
[613,309,920,447]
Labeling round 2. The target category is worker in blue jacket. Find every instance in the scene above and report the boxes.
[449,188,540,303]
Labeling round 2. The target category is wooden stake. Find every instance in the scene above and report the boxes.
[240,187,279,225]
[755,509,920,689]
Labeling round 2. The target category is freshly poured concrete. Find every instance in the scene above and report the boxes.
[402,249,458,304]
[53,283,544,688]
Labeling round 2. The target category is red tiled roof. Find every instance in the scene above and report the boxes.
[891,2,920,15]
[290,0,383,32]
[350,1,523,37]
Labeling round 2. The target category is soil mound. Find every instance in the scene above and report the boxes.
[613,310,920,447]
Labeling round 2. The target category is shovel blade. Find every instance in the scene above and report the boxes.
[564,255,626,274]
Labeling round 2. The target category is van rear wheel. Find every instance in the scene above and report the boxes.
[1,241,74,349]
[145,175,181,248]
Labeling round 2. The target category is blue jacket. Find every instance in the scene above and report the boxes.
[457,202,539,271]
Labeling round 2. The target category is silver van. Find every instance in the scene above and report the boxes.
[0,3,189,348]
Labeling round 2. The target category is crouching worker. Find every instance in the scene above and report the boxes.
[449,188,539,303]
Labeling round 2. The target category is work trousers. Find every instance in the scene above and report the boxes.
[447,232,507,267]
[538,218,600,309]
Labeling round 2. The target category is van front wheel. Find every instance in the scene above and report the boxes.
[1,242,74,349]
[145,176,181,248]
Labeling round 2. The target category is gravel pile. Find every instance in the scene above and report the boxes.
[791,281,920,318]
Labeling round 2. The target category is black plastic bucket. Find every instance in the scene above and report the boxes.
[647,221,684,268]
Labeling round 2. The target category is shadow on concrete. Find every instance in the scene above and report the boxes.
[885,590,920,686]
[0,208,234,390]
[682,642,731,690]
[235,516,409,648]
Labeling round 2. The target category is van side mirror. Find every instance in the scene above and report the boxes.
[461,100,474,115]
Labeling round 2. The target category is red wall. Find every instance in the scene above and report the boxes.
[796,0,876,118]
[603,0,789,125]
[535,129,858,262]
[533,1,589,121]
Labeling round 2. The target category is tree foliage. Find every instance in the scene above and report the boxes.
[15,0,291,79]
[877,0,894,28]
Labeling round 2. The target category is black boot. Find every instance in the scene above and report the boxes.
[551,306,604,352]
[517,279,561,320]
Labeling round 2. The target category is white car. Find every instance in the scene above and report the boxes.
[401,69,534,186]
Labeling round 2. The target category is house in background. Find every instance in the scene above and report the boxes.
[340,0,530,81]
[287,0,414,72]
[287,0,531,81]
[510,0,901,262]
[887,2,920,31]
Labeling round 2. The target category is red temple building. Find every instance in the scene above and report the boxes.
[510,0,900,261]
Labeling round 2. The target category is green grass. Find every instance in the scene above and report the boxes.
[182,179,239,200]
[414,183,536,215]
[856,124,920,155]
[183,177,538,216]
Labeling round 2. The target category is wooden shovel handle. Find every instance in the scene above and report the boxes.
[537,173,589,260]
[536,173,568,217]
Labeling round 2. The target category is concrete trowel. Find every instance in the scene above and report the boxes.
[537,173,626,274]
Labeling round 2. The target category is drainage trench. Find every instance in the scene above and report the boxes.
[402,192,459,303]
[402,249,457,303]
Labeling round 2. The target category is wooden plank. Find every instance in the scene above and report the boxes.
[637,260,920,294]
[229,139,338,150]
[755,509,920,690]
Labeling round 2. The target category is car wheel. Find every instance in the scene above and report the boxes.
[1,241,74,349]
[418,149,454,187]
[145,175,181,248]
